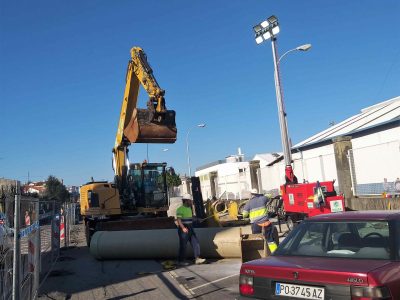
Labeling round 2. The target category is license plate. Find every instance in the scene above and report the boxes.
[275,282,325,299]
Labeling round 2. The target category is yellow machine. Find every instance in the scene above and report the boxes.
[80,47,177,245]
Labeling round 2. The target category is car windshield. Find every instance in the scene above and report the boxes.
[275,220,393,260]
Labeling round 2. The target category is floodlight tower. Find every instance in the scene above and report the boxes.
[253,15,311,183]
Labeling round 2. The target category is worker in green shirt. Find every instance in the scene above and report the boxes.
[176,193,206,266]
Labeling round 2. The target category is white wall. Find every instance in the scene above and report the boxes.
[260,126,399,195]
[352,126,399,148]
[259,144,338,193]
[351,127,400,184]
[195,161,252,200]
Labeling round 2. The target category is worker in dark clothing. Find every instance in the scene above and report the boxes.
[242,189,278,252]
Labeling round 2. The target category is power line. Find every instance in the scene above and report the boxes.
[376,49,400,99]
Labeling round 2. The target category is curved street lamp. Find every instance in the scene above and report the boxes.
[278,44,312,64]
[186,123,206,178]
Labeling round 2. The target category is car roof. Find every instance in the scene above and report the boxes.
[309,210,400,222]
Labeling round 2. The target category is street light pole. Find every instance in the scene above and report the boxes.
[271,37,292,167]
[274,43,312,169]
[253,15,311,183]
[186,123,206,178]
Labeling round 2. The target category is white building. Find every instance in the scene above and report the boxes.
[194,148,249,200]
[194,149,280,200]
[253,152,282,167]
[259,96,400,196]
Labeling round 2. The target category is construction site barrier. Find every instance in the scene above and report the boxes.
[0,181,74,300]
[60,214,65,242]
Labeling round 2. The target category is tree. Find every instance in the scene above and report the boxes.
[44,175,69,202]
[166,167,181,190]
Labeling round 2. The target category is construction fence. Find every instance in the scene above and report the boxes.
[0,182,78,300]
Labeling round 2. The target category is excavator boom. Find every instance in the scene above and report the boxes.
[115,47,177,149]
[113,47,177,182]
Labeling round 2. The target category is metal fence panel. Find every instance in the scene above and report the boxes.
[1,181,66,300]
[1,188,16,300]
[19,196,40,300]
[39,200,60,282]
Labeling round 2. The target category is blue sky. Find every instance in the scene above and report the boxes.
[1,1,399,186]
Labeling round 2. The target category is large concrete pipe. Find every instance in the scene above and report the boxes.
[90,226,252,260]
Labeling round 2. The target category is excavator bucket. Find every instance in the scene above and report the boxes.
[124,108,177,143]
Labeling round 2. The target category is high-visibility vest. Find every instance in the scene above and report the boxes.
[176,205,193,225]
[242,195,268,224]
[268,242,278,253]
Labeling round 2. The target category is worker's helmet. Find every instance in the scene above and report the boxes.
[250,188,259,195]
[182,193,193,201]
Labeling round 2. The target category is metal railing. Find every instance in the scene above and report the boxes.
[0,182,77,300]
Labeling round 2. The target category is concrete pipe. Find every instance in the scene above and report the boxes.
[238,202,247,215]
[90,225,252,260]
[213,200,227,213]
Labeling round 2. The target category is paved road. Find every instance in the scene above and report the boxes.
[39,224,193,299]
[39,221,288,300]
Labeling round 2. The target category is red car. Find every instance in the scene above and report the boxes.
[240,211,400,300]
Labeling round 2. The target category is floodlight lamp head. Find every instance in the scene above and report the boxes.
[260,20,269,28]
[267,15,278,26]
[262,31,271,40]
[253,24,262,33]
[255,35,263,44]
[254,15,280,44]
[272,26,280,35]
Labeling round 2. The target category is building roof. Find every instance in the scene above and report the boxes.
[293,96,400,149]
[23,181,47,194]
[252,153,282,166]
[267,96,400,166]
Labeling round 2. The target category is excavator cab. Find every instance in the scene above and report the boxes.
[128,162,169,210]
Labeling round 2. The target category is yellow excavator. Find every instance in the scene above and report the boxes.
[80,47,177,245]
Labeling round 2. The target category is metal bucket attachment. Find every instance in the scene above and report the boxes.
[124,108,177,143]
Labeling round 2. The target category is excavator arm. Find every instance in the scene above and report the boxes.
[113,47,177,189]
